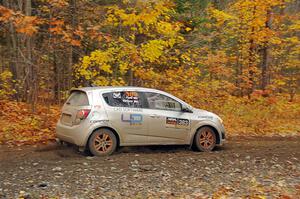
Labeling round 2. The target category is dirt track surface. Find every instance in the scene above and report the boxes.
[0,137,300,198]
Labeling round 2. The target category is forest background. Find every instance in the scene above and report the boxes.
[0,0,299,145]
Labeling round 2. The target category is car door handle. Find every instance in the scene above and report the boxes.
[150,114,160,118]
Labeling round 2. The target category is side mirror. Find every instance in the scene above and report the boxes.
[182,105,193,113]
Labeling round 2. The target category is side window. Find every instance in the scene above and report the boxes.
[144,92,182,111]
[102,91,143,108]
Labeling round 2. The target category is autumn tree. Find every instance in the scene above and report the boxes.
[206,0,300,98]
[75,1,185,86]
[0,0,299,107]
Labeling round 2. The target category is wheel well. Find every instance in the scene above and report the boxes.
[193,125,220,145]
[86,126,120,149]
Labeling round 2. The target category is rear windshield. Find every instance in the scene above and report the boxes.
[66,91,89,106]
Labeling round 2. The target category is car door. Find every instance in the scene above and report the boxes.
[102,90,149,145]
[142,92,191,144]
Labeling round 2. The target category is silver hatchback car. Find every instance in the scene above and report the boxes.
[56,87,226,156]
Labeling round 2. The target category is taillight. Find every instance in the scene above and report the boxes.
[76,109,91,120]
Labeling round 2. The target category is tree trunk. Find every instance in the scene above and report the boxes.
[68,0,77,91]
[22,0,37,111]
[3,0,20,100]
[261,10,272,91]
[247,6,257,99]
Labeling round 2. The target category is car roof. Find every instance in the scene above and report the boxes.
[71,86,192,107]
[71,86,162,93]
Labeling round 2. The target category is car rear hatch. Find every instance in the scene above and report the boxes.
[60,89,92,126]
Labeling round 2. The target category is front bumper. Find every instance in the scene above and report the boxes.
[222,131,226,140]
[217,131,226,146]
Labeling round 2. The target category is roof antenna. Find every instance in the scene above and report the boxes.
[90,83,97,87]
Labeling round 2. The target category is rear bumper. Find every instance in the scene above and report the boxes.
[56,121,89,146]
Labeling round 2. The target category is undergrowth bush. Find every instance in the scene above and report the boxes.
[195,95,300,136]
[0,94,299,145]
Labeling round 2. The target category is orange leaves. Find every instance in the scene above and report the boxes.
[49,18,84,46]
[49,19,64,26]
[49,19,64,34]
[70,39,81,47]
[130,53,142,64]
[14,16,41,36]
[48,0,69,8]
[0,6,41,36]
[0,6,13,22]
[0,100,60,146]
[205,51,233,78]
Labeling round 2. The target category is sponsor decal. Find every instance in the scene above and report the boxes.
[89,111,108,123]
[90,120,109,124]
[113,92,121,99]
[112,91,141,106]
[166,117,177,126]
[90,111,101,119]
[198,116,213,120]
[123,91,139,104]
[113,107,143,112]
[94,105,101,109]
[121,113,143,125]
[125,91,138,98]
[165,102,176,109]
[166,117,189,129]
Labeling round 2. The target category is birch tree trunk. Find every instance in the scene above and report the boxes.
[261,10,272,91]
[24,0,37,111]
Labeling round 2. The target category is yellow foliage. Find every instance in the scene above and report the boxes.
[141,39,166,62]
[93,76,110,86]
[156,21,179,36]
[105,0,174,35]
[75,0,183,86]
[0,70,15,100]
[209,8,235,26]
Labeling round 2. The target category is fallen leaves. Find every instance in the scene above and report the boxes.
[0,100,60,146]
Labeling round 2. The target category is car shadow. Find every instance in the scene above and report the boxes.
[116,145,225,155]
[119,145,189,154]
[34,142,226,157]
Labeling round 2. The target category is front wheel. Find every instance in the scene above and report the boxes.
[194,127,217,152]
[88,129,117,156]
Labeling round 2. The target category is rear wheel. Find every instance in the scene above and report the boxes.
[194,127,217,152]
[88,129,117,156]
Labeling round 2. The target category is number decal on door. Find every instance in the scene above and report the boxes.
[121,114,143,125]
[166,117,189,129]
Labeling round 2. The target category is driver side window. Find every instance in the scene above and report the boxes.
[144,92,182,111]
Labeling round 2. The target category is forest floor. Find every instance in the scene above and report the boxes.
[0,137,300,198]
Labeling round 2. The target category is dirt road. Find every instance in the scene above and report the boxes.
[0,137,300,198]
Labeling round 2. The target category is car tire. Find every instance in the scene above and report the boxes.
[194,126,217,152]
[88,129,117,156]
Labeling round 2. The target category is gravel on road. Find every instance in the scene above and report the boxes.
[0,137,300,198]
